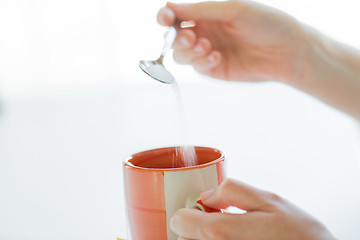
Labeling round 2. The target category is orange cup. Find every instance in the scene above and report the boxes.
[123,146,226,240]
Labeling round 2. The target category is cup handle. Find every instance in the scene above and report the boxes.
[185,193,221,213]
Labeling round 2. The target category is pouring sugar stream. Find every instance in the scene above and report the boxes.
[138,23,197,167]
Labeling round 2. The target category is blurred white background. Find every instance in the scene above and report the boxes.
[0,0,360,239]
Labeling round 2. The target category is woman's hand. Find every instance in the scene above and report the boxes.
[157,1,309,83]
[158,0,360,120]
[171,178,336,240]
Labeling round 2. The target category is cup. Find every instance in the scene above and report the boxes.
[123,146,226,240]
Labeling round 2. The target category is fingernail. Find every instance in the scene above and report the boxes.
[193,43,203,53]
[201,189,215,202]
[179,37,190,47]
[170,214,179,232]
[163,7,175,20]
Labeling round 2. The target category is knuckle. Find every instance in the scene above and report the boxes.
[219,178,237,194]
[198,37,209,45]
[261,191,284,209]
[214,178,238,205]
[266,192,283,202]
[198,38,211,50]
[179,29,196,43]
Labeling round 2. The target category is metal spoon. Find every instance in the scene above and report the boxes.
[138,26,177,84]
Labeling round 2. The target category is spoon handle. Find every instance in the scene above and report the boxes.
[160,26,177,58]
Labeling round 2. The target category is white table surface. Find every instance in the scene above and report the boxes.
[0,81,359,240]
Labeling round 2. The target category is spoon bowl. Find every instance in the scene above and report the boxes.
[138,26,177,84]
[138,59,175,84]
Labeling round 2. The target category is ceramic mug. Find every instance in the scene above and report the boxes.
[123,146,226,240]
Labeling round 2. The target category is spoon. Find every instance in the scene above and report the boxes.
[138,26,177,84]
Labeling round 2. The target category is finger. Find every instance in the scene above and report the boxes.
[173,29,197,50]
[201,178,281,212]
[157,7,176,26]
[173,37,212,64]
[191,50,221,75]
[170,208,209,239]
[171,208,270,239]
[166,1,242,22]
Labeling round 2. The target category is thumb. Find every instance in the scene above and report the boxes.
[166,1,241,22]
[201,178,278,212]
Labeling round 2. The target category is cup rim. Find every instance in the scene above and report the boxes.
[123,146,225,172]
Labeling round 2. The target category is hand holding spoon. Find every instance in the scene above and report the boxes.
[138,21,195,84]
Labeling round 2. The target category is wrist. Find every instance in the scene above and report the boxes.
[279,22,323,86]
[283,23,360,120]
[271,20,322,87]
